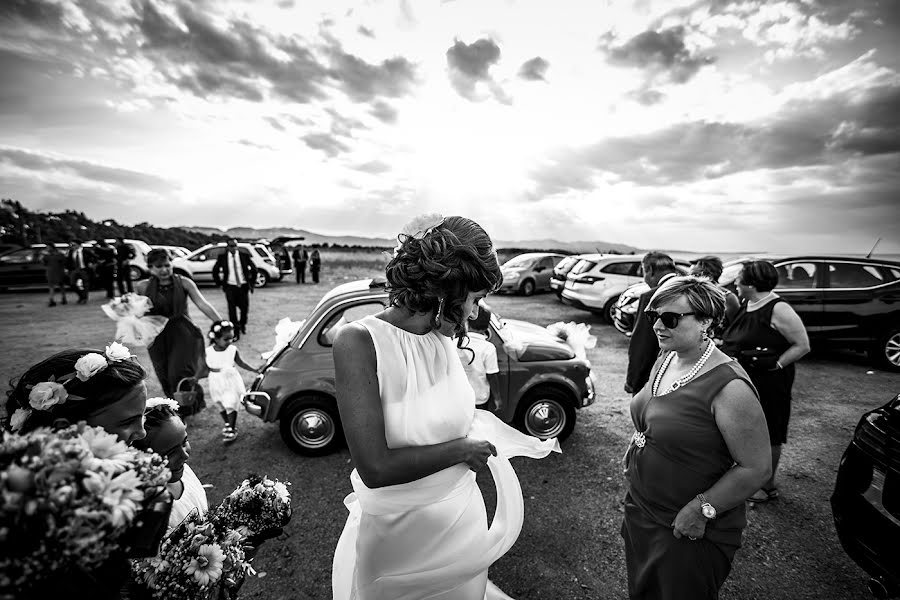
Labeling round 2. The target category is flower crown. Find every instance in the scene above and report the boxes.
[9,342,136,432]
[392,213,445,257]
[145,397,180,412]
[208,320,235,340]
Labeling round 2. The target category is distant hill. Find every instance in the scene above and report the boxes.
[184,225,642,254]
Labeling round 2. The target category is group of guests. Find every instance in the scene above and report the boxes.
[43,238,135,306]
[622,251,811,598]
[289,245,322,284]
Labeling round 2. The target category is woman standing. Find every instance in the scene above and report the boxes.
[331,215,559,600]
[623,276,771,599]
[136,249,221,416]
[721,260,810,504]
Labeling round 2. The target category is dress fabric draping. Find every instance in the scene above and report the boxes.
[332,316,559,600]
[205,345,246,412]
[167,464,208,533]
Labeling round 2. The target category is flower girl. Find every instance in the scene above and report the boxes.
[206,320,261,442]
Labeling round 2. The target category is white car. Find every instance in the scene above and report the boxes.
[83,238,153,281]
[172,242,281,288]
[560,254,648,323]
[151,245,190,260]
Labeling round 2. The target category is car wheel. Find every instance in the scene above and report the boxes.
[602,296,620,324]
[128,265,144,281]
[515,387,576,442]
[279,395,343,456]
[519,279,535,296]
[254,270,270,288]
[871,326,900,372]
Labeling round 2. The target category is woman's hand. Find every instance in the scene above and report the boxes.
[671,499,707,540]
[461,437,497,472]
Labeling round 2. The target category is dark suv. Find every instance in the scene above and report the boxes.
[243,278,596,456]
[831,392,900,598]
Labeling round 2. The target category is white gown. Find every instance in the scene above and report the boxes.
[332,316,560,600]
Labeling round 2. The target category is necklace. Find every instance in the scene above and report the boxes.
[747,292,776,310]
[652,340,715,396]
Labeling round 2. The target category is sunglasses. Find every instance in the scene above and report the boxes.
[644,310,695,329]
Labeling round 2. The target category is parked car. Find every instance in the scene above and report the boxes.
[83,239,153,281]
[831,392,900,598]
[610,261,693,335]
[550,255,581,297]
[242,278,596,456]
[150,245,190,260]
[171,242,281,288]
[497,253,567,296]
[0,244,68,291]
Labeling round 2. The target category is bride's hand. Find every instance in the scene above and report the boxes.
[461,437,497,471]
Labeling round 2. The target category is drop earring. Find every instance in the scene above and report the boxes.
[433,298,444,329]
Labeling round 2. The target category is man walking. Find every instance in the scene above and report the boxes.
[93,239,116,299]
[624,251,679,395]
[115,237,135,295]
[66,239,90,304]
[212,239,257,340]
[292,245,308,284]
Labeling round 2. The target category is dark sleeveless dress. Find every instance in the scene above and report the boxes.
[146,275,205,414]
[622,358,759,600]
[721,298,795,445]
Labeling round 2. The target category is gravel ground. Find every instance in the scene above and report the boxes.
[1,272,897,599]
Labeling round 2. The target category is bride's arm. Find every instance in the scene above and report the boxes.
[333,323,496,489]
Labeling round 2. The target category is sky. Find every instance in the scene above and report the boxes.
[0,0,899,254]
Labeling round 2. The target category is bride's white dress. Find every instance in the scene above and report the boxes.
[332,316,560,600]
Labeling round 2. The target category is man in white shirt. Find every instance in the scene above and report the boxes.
[457,304,502,412]
[65,239,90,304]
[212,239,258,341]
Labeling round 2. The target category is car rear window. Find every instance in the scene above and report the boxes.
[600,262,634,276]
[827,262,888,289]
[555,257,578,274]
[570,260,596,275]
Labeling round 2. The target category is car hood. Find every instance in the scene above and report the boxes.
[497,318,577,362]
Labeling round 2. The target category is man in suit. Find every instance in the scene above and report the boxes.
[66,239,91,304]
[115,237,135,295]
[93,239,117,299]
[292,245,308,284]
[624,251,679,395]
[212,239,257,340]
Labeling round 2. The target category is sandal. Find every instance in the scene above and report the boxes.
[222,426,236,442]
[747,487,779,504]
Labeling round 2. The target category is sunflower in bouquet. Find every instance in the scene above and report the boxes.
[0,423,171,599]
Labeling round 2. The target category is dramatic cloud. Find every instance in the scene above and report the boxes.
[446,38,509,102]
[518,57,549,81]
[604,26,715,84]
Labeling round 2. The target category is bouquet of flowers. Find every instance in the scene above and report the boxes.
[210,474,292,538]
[546,321,597,361]
[101,293,168,346]
[0,423,171,598]
[260,317,305,360]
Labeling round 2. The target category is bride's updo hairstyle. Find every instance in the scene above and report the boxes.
[4,349,147,434]
[386,215,502,336]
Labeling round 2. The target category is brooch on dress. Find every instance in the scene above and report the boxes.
[632,431,646,448]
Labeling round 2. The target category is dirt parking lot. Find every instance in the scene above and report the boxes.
[1,269,897,599]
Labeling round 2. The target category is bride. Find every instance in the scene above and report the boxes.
[331,215,560,600]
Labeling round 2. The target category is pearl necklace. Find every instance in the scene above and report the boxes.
[747,292,776,311]
[652,340,715,396]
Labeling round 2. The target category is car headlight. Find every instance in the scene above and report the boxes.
[504,271,520,281]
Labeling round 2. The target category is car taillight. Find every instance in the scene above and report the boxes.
[576,275,605,284]
[263,257,274,264]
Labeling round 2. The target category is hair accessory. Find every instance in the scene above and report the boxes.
[393,213,446,257]
[145,397,180,412]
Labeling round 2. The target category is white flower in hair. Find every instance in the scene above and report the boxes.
[9,407,31,431]
[146,397,180,412]
[75,353,109,381]
[28,381,70,410]
[394,213,445,256]
[105,341,134,361]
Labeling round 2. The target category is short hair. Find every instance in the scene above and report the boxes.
[386,216,502,336]
[131,402,181,453]
[146,248,169,266]
[648,275,726,334]
[4,349,147,433]
[690,256,724,282]
[642,251,676,275]
[740,260,779,292]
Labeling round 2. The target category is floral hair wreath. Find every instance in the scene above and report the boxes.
[145,397,180,412]
[9,341,136,432]
[391,213,445,258]
[208,320,235,340]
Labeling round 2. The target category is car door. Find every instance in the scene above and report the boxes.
[0,248,43,288]
[313,300,388,383]
[534,257,556,290]
[819,261,896,345]
[191,247,224,283]
[773,260,825,340]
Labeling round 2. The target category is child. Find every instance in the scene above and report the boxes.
[457,301,503,412]
[206,320,260,442]
[132,398,207,532]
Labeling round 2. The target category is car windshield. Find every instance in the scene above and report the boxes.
[503,256,535,269]
[556,257,578,273]
[570,259,596,275]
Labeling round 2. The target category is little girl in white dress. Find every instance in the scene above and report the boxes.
[206,320,261,442]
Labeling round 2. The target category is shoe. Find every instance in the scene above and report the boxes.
[747,487,779,505]
[222,427,237,443]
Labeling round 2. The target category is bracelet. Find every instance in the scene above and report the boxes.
[776,360,784,370]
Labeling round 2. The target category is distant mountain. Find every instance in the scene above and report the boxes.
[183,225,641,254]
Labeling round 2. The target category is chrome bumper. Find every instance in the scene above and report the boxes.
[242,391,271,419]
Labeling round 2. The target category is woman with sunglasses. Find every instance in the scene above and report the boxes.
[622,276,772,600]
[721,260,810,505]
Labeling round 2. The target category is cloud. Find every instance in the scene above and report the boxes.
[327,49,417,102]
[353,160,391,174]
[518,56,549,81]
[446,38,508,102]
[0,146,179,193]
[301,132,352,157]
[357,25,374,38]
[370,100,398,123]
[603,26,715,84]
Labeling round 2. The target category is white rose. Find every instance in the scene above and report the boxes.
[28,381,69,410]
[9,407,31,431]
[75,353,108,381]
[105,342,132,361]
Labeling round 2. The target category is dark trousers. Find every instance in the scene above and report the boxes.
[70,269,89,301]
[98,264,115,299]
[311,267,320,283]
[223,284,250,332]
[116,261,133,295]
[295,262,306,283]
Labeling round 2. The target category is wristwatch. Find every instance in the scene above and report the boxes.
[697,493,717,519]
